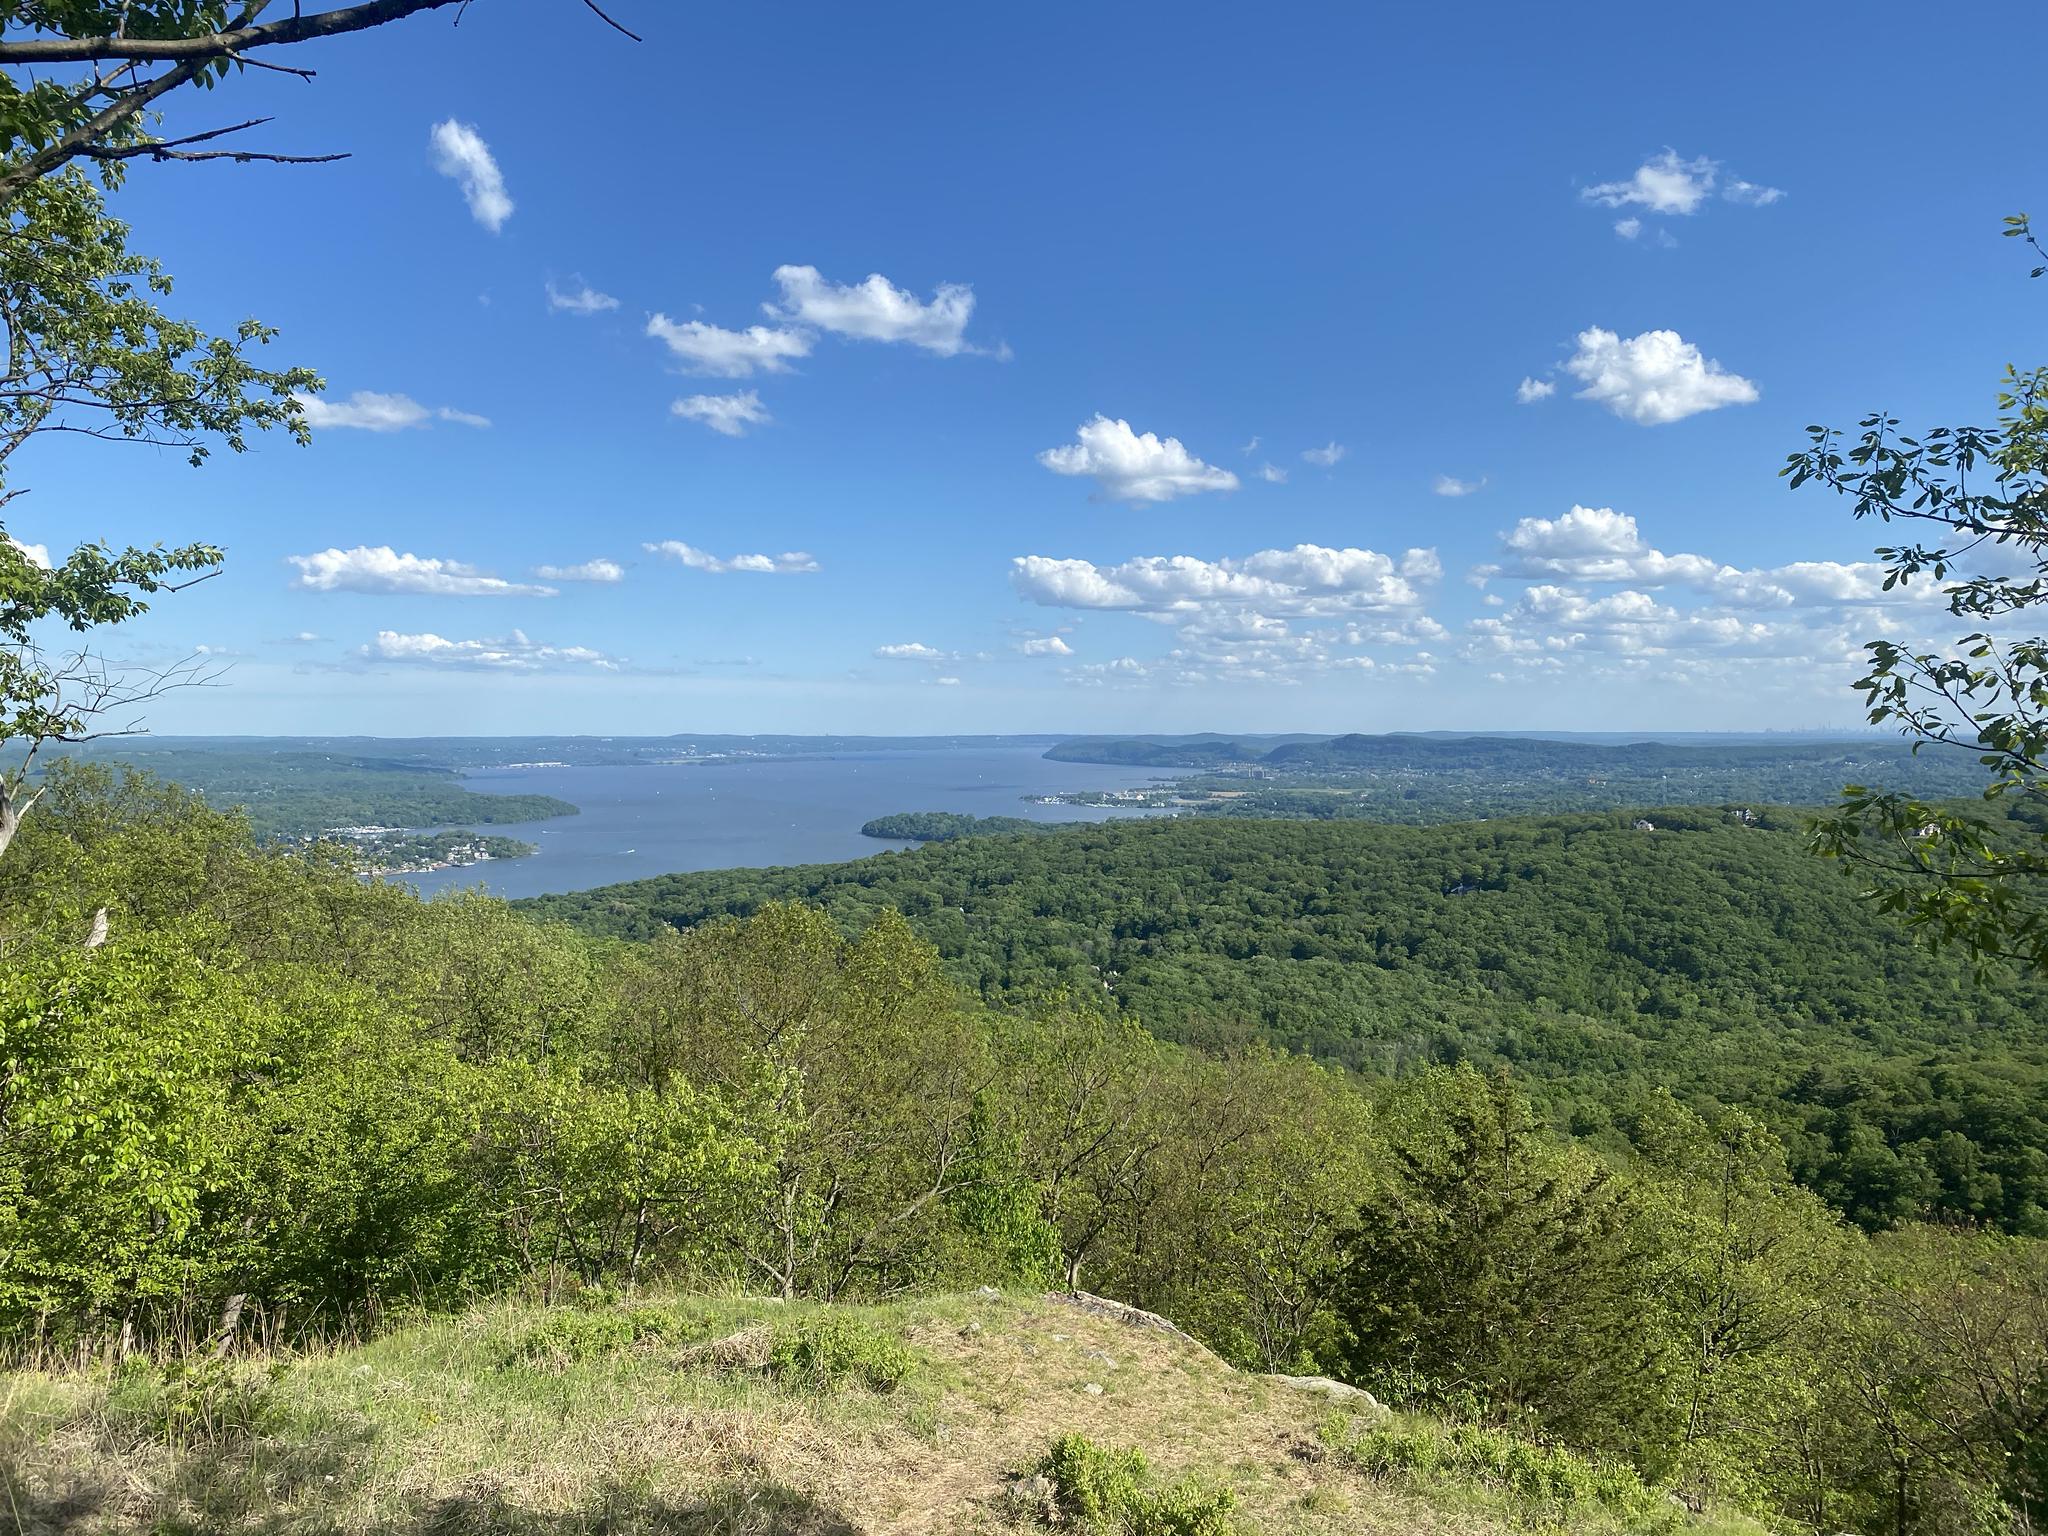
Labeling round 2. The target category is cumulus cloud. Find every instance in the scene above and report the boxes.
[546,280,619,315]
[670,390,771,437]
[647,314,811,377]
[295,391,489,432]
[1476,505,1945,612]
[874,641,958,662]
[1018,635,1074,656]
[1515,377,1556,404]
[363,629,619,671]
[6,536,51,568]
[1433,474,1487,497]
[1257,463,1288,484]
[1013,543,1445,688]
[1579,152,1783,246]
[1582,150,1720,215]
[288,546,554,597]
[534,558,624,583]
[1038,415,1238,504]
[1559,328,1758,425]
[643,540,818,575]
[768,265,978,355]
[1012,543,1435,618]
[429,120,512,232]
[1301,441,1347,467]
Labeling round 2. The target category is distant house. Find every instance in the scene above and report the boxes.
[1632,819,1656,832]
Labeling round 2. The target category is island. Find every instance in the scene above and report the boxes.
[860,810,1073,843]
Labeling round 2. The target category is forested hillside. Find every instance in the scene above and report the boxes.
[5,766,2046,1533]
[528,807,2048,1233]
[45,747,576,838]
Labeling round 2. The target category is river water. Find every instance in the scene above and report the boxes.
[393,745,1168,899]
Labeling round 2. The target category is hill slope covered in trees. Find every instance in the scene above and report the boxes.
[527,807,2048,1233]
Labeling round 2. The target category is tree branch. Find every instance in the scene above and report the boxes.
[0,0,464,64]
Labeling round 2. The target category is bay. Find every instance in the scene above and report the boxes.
[393,745,1168,899]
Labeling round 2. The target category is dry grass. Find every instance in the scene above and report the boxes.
[0,1292,1692,1535]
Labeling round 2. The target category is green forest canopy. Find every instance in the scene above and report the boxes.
[526,805,2048,1235]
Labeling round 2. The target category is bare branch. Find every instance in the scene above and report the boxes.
[578,0,642,42]
[0,0,464,64]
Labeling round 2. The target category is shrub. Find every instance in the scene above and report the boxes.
[508,1304,713,1367]
[1333,1417,1661,1523]
[1038,1433,1237,1535]
[103,1357,283,1450]
[766,1314,917,1393]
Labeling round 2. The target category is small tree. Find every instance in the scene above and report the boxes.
[1788,214,2048,970]
[0,170,315,856]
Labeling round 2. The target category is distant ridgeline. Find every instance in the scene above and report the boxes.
[525,805,2048,1234]
[860,811,1070,842]
[47,746,577,840]
[1039,730,1990,823]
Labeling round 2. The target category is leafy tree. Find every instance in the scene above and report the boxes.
[0,172,315,858]
[1335,1066,1667,1455]
[0,922,262,1342]
[0,0,641,198]
[1791,213,2048,969]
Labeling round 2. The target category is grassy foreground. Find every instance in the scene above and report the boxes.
[0,1290,1760,1535]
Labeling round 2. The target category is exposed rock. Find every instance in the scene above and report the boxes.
[1006,1473,1055,1518]
[974,1286,1002,1300]
[1264,1374,1387,1417]
[1082,1382,1104,1395]
[1048,1290,1218,1357]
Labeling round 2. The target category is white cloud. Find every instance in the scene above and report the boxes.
[1257,463,1288,484]
[1013,543,1437,623]
[1018,540,1456,687]
[934,676,963,686]
[364,629,619,672]
[288,546,554,598]
[428,119,513,232]
[1723,178,1786,206]
[671,390,771,437]
[647,314,811,377]
[1433,474,1486,497]
[1241,435,1261,454]
[643,540,817,575]
[1038,415,1238,504]
[274,631,325,644]
[1479,505,1943,612]
[295,391,489,432]
[534,558,624,583]
[768,265,978,355]
[1301,441,1347,467]
[1515,377,1556,404]
[875,641,958,662]
[1582,150,1719,215]
[1018,635,1074,656]
[547,280,619,315]
[1560,327,1758,425]
[6,536,50,568]
[1580,152,1782,245]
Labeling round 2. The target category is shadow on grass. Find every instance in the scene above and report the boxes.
[3,1462,858,1536]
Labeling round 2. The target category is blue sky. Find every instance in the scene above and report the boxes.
[23,0,2046,735]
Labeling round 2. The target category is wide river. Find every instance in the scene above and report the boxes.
[394,746,1169,899]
